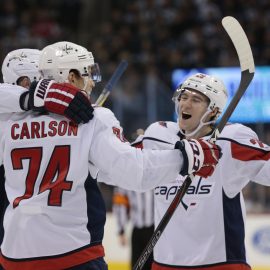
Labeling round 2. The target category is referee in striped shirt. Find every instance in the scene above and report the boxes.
[113,187,154,270]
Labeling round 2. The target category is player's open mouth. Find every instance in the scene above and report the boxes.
[182,112,191,120]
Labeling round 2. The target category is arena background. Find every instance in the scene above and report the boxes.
[0,0,269,269]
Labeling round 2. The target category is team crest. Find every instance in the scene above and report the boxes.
[158,121,167,128]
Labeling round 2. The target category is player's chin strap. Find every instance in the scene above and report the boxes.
[210,128,220,144]
[64,77,93,98]
[82,77,94,94]
[179,108,217,138]
[208,128,221,162]
[83,77,89,90]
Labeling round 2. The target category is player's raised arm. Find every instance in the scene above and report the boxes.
[20,79,94,124]
[91,110,221,191]
[0,48,95,124]
[0,84,26,113]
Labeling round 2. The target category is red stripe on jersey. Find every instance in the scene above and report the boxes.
[0,244,104,270]
[152,261,251,270]
[231,141,270,161]
[133,142,143,149]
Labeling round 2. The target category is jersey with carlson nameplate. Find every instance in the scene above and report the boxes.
[0,108,182,270]
[142,121,270,270]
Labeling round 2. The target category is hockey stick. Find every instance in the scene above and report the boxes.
[95,60,128,106]
[133,16,255,270]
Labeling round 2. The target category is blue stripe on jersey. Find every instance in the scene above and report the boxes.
[0,165,8,246]
[84,174,106,244]
[222,190,246,262]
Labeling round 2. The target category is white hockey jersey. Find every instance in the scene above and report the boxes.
[0,84,26,113]
[142,121,270,270]
[0,108,183,270]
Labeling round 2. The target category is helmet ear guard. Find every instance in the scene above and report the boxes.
[2,49,41,85]
[39,41,101,84]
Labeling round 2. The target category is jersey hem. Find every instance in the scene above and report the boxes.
[0,243,105,270]
[152,261,252,270]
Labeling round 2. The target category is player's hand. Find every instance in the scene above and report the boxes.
[175,139,222,178]
[24,79,94,124]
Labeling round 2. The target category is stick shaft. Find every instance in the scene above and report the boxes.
[95,60,128,106]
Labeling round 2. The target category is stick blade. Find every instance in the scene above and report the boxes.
[222,16,255,74]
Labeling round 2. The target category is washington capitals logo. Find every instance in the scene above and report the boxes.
[61,44,74,54]
[19,52,27,58]
[158,121,167,128]
[9,52,27,62]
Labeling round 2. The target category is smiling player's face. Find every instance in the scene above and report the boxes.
[177,89,210,135]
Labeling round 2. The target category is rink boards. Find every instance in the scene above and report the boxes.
[104,213,270,270]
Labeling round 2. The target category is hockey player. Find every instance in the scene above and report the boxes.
[0,43,221,270]
[0,48,42,270]
[0,46,95,124]
[0,47,96,270]
[139,73,270,270]
[2,48,41,88]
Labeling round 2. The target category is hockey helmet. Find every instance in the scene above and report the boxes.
[2,49,41,85]
[173,73,228,117]
[172,73,228,136]
[39,41,101,83]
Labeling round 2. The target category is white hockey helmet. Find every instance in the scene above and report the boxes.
[173,73,228,115]
[173,73,228,136]
[2,49,41,85]
[39,41,101,83]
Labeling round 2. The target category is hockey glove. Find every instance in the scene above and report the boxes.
[175,139,222,178]
[21,79,94,124]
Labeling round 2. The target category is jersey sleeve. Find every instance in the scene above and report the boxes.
[90,111,182,191]
[92,107,129,182]
[217,124,270,197]
[0,84,26,113]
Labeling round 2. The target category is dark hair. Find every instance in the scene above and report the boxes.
[69,69,81,79]
[16,76,28,85]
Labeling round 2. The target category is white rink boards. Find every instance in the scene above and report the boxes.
[104,213,270,270]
